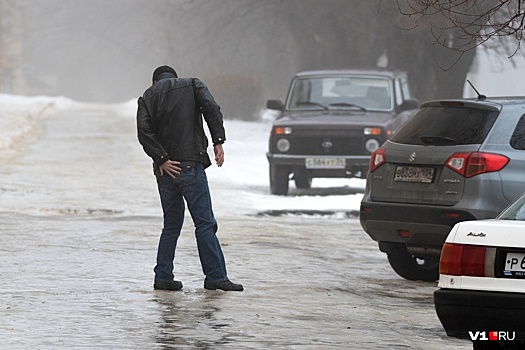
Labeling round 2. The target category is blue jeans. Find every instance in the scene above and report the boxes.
[154,161,228,283]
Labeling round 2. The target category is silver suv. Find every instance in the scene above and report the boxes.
[360,97,525,281]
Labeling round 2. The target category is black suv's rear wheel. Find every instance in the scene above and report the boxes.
[386,243,439,281]
[294,172,312,189]
[270,164,289,195]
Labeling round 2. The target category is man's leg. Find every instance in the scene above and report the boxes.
[182,163,228,283]
[179,162,242,291]
[154,173,185,289]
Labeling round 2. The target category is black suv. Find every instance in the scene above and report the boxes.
[266,69,418,195]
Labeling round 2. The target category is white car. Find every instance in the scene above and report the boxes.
[434,194,525,349]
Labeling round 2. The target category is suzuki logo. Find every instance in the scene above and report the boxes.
[321,141,333,151]
[409,152,416,162]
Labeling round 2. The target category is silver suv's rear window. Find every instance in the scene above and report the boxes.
[390,106,499,146]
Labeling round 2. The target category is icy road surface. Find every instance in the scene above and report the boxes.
[0,99,470,349]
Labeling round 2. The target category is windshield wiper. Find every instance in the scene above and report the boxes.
[329,102,366,111]
[420,135,456,145]
[295,101,329,110]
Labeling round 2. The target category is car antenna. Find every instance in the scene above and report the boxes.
[467,80,486,100]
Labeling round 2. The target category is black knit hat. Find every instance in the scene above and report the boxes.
[152,65,177,83]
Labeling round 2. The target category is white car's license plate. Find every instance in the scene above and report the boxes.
[305,158,346,169]
[504,252,525,276]
[394,165,434,183]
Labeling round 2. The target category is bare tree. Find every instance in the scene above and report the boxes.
[158,0,477,112]
[396,0,525,57]
[19,0,481,114]
[0,0,24,94]
[268,0,475,101]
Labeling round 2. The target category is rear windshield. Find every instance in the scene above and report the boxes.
[390,106,499,146]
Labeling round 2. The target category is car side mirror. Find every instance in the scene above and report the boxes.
[400,99,419,111]
[267,99,284,111]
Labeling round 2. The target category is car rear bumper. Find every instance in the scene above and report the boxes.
[267,153,370,177]
[434,289,525,340]
[359,201,479,249]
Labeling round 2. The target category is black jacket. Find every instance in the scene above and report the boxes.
[137,72,226,169]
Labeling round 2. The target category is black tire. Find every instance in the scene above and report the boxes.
[294,172,312,189]
[270,164,289,195]
[386,243,439,281]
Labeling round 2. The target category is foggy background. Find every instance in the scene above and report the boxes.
[3,0,525,120]
[16,0,300,119]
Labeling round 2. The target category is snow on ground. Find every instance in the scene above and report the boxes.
[0,94,72,151]
[118,100,366,217]
[0,95,365,218]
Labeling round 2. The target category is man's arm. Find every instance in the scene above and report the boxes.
[137,97,181,177]
[193,79,226,146]
[213,144,224,167]
[159,160,182,178]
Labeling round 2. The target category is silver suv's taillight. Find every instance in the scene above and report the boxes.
[445,152,509,178]
[369,148,386,172]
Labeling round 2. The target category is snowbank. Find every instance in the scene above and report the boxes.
[0,94,73,151]
[0,96,365,217]
[118,98,365,216]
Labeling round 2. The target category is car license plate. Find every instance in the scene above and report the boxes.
[394,165,434,183]
[503,252,525,277]
[305,158,346,169]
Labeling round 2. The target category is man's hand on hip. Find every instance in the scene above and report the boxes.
[159,160,181,178]
[214,144,224,167]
